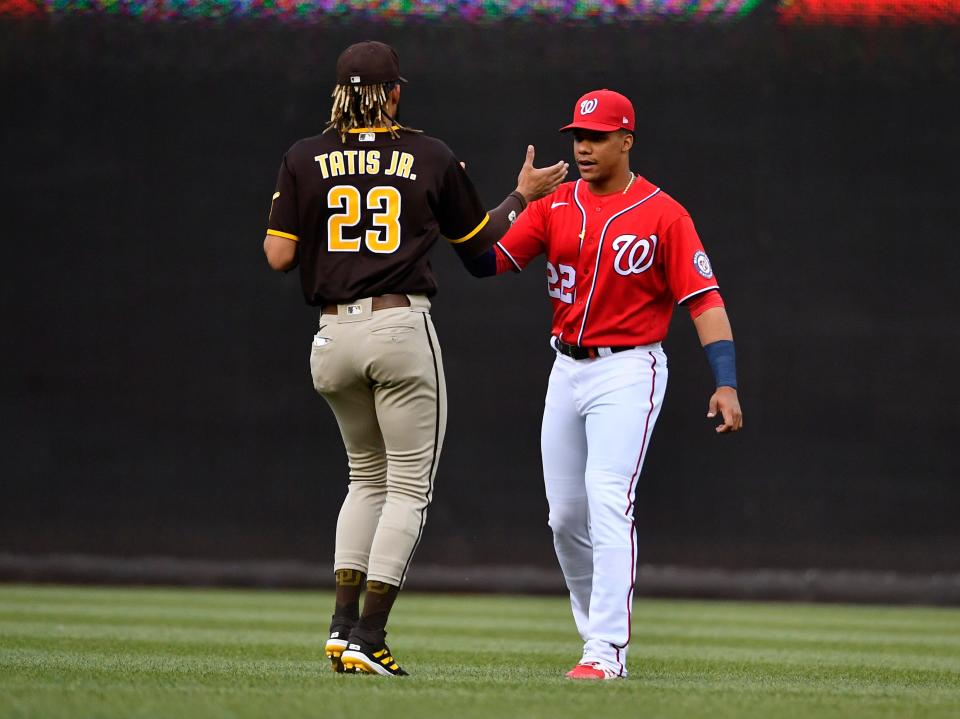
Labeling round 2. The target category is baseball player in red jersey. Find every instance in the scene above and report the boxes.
[467,89,742,679]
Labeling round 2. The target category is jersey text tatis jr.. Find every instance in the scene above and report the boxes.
[313,149,418,180]
[267,126,488,305]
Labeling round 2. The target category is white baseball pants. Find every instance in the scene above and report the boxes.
[540,345,667,677]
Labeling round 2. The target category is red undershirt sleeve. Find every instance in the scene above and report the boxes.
[686,289,725,318]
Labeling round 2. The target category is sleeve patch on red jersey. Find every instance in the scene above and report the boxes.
[693,250,714,279]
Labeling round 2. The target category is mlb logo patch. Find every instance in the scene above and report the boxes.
[350,75,361,84]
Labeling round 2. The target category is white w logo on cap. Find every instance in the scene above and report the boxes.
[580,98,599,115]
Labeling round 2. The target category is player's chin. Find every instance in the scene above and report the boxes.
[577,164,598,180]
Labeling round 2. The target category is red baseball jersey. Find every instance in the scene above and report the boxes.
[494,176,719,347]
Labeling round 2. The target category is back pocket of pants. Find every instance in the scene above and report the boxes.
[370,325,416,343]
[371,325,415,335]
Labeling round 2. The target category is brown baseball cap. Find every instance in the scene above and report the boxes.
[335,41,407,86]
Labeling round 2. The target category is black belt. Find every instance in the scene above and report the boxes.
[553,337,636,360]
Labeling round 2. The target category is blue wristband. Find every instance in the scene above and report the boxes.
[704,340,737,389]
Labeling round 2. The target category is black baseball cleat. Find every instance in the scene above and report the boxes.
[325,618,356,673]
[340,634,409,676]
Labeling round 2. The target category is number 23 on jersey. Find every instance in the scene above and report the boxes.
[327,185,402,254]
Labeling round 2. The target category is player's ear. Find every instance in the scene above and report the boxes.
[389,84,401,104]
[621,131,634,152]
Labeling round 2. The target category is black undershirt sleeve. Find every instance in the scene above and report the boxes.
[460,247,496,278]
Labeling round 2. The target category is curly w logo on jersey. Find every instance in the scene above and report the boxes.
[612,234,657,276]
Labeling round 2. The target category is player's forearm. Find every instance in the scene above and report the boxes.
[264,234,298,272]
[692,306,733,346]
[452,192,526,260]
[458,247,497,278]
[693,307,738,390]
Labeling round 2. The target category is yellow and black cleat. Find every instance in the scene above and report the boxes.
[340,638,409,676]
[325,624,353,673]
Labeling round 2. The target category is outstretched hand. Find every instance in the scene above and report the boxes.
[707,387,743,434]
[516,145,569,203]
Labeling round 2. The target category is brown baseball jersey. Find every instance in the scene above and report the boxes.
[266,126,489,305]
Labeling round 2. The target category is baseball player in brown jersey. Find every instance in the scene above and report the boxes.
[262,41,568,677]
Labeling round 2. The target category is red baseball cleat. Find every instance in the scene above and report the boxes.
[565,662,622,680]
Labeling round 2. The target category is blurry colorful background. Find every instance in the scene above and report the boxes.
[2,0,958,23]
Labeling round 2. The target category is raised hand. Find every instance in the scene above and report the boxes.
[516,145,569,203]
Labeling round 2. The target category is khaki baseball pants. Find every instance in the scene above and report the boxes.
[309,294,446,587]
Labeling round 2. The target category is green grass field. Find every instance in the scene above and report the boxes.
[1,585,958,719]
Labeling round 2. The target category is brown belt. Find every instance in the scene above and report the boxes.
[321,293,411,315]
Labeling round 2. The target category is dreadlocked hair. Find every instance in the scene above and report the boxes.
[324,82,421,143]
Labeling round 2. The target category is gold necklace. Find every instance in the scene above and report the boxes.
[623,172,635,195]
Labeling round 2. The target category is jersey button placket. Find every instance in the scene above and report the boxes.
[578,233,596,311]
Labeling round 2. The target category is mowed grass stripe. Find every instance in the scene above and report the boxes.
[4,616,960,663]
[4,672,960,703]
[6,583,959,626]
[0,633,564,660]
[0,587,570,619]
[2,589,957,636]
[3,598,958,641]
[629,603,960,633]
[4,631,960,677]
[0,607,576,635]
[3,607,959,659]
[5,675,955,719]
[4,648,960,706]
[0,619,571,647]
[0,598,571,625]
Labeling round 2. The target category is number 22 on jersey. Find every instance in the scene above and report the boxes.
[327,185,402,254]
[547,261,575,304]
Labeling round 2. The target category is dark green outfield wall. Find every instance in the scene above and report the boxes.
[2,17,958,572]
